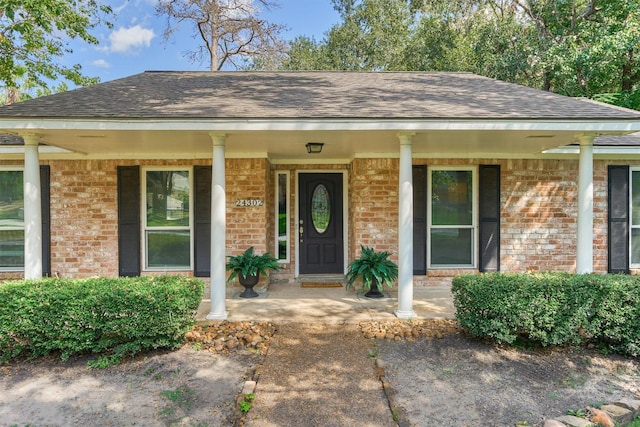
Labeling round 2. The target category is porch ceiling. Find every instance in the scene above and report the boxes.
[2,128,608,160]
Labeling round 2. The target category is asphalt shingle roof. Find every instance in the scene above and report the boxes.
[1,71,640,120]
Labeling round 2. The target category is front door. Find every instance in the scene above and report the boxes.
[298,173,344,274]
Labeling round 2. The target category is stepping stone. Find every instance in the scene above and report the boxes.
[554,415,593,427]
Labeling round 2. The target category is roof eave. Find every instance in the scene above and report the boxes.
[2,117,640,133]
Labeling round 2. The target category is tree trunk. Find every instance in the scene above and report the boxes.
[6,88,20,105]
[542,70,552,92]
[622,49,638,92]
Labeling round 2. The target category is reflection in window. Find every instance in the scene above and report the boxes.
[311,184,330,234]
[428,169,476,268]
[147,230,191,268]
[146,171,190,226]
[144,170,191,269]
[275,172,289,262]
[0,170,24,270]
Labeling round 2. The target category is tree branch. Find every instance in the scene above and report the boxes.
[156,0,285,70]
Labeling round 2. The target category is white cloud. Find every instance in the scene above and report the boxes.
[91,59,111,68]
[112,1,129,14]
[108,25,155,54]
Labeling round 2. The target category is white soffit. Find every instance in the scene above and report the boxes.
[2,117,640,132]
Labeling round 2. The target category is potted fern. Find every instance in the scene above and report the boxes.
[345,245,399,298]
[226,247,280,298]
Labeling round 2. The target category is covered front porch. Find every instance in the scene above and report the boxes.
[13,130,603,321]
[196,279,455,323]
[4,71,640,321]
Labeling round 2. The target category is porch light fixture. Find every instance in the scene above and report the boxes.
[306,142,324,154]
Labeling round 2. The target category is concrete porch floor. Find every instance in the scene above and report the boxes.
[196,281,455,323]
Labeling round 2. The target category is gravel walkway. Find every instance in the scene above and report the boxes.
[246,323,396,427]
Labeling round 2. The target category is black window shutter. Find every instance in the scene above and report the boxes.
[117,166,141,277]
[413,165,427,275]
[194,166,212,277]
[479,165,500,272]
[40,165,51,277]
[608,165,629,274]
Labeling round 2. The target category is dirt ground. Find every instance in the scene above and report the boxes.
[378,333,640,426]
[1,322,639,427]
[0,347,260,427]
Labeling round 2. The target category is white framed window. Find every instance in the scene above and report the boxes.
[630,168,640,268]
[275,171,290,263]
[142,168,193,270]
[0,168,24,271]
[427,166,478,269]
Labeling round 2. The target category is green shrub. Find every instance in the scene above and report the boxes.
[0,275,204,363]
[452,272,640,356]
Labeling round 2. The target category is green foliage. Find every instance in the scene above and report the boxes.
[626,416,640,427]
[0,0,113,101]
[592,90,640,111]
[284,0,416,71]
[284,0,640,111]
[367,340,379,358]
[345,245,399,290]
[281,36,330,71]
[87,354,121,369]
[239,393,255,413]
[452,273,640,356]
[566,408,586,418]
[225,247,280,283]
[161,386,194,410]
[0,276,204,363]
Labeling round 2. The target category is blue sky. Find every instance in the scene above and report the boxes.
[65,0,340,84]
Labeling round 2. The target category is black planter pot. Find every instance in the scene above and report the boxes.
[364,278,384,298]
[238,273,260,298]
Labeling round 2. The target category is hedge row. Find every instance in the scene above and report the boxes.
[0,276,204,363]
[452,272,640,356]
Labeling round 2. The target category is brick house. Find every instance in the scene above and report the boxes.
[1,71,640,319]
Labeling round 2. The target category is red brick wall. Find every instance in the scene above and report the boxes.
[500,159,579,272]
[225,158,269,257]
[349,158,399,262]
[50,159,119,277]
[500,159,640,274]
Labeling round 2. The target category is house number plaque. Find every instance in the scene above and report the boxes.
[235,199,264,207]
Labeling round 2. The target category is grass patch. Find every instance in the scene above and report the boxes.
[161,386,194,411]
[239,393,256,413]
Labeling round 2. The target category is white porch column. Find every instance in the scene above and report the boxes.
[207,133,228,320]
[22,133,43,280]
[576,134,595,274]
[396,132,416,319]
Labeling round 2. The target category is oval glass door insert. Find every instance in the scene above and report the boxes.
[311,184,331,234]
